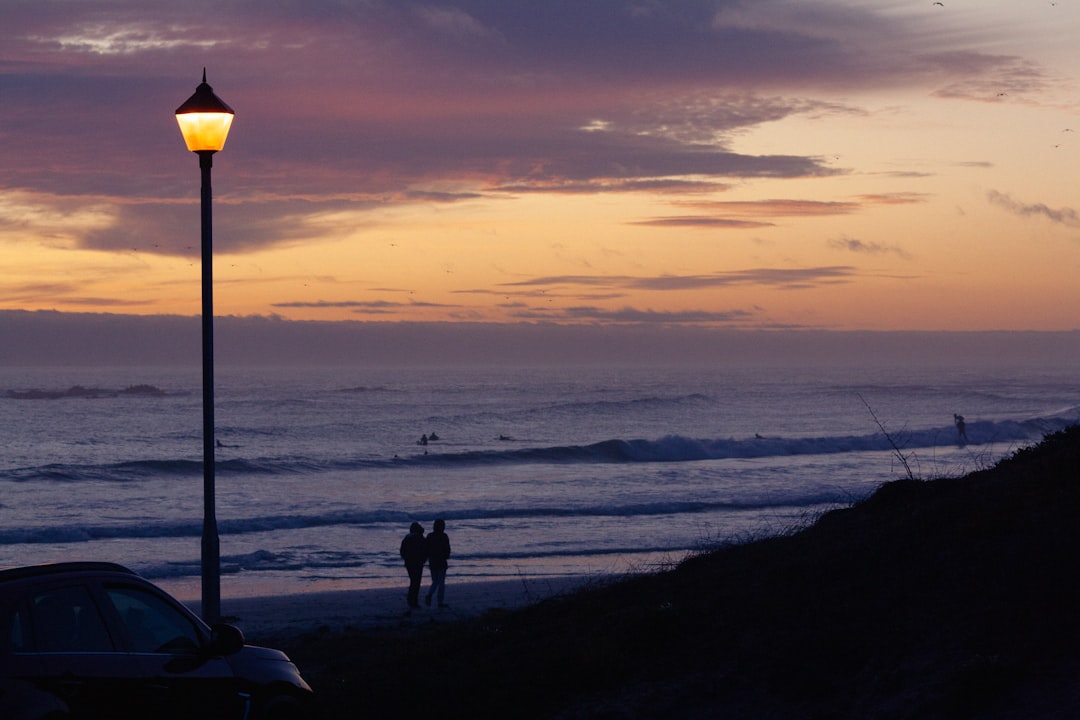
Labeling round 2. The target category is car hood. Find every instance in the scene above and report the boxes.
[226,645,313,693]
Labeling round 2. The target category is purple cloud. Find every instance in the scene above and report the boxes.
[0,0,1055,260]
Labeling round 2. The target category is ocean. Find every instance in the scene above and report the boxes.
[2,362,1077,605]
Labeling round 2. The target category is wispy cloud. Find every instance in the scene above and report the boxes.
[635,195,928,229]
[273,299,457,311]
[503,267,857,292]
[508,305,758,325]
[855,193,928,207]
[932,56,1052,103]
[631,217,775,229]
[678,199,861,217]
[829,236,911,259]
[494,179,726,195]
[37,23,227,55]
[987,190,1080,227]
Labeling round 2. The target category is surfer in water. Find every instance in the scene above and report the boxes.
[954,414,967,445]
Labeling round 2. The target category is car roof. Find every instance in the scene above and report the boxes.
[0,562,137,584]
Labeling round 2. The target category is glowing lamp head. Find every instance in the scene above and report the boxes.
[175,69,234,153]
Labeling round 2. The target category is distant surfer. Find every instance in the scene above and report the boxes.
[954,414,967,445]
[418,434,428,446]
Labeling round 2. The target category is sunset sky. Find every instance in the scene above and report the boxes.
[3,0,1079,339]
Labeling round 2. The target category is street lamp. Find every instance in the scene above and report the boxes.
[176,69,234,624]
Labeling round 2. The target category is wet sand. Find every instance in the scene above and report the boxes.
[191,575,599,639]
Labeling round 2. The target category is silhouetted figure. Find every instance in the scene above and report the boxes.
[418,434,428,446]
[954,414,968,445]
[400,522,427,611]
[424,518,452,608]
[428,432,439,441]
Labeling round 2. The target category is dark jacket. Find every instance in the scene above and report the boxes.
[425,530,451,571]
[400,530,427,569]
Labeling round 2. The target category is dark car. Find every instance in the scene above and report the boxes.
[0,562,314,719]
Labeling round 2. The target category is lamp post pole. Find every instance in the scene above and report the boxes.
[176,70,234,625]
[199,149,220,625]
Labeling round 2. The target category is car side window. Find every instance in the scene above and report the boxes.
[105,586,202,654]
[28,585,114,653]
[10,605,31,652]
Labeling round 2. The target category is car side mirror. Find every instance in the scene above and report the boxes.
[206,623,245,657]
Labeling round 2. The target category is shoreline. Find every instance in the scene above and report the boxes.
[186,575,601,639]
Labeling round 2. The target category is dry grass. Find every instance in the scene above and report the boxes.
[268,425,1080,719]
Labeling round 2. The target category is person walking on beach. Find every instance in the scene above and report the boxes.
[425,518,452,608]
[400,522,427,611]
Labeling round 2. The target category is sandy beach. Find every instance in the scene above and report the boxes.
[192,575,598,639]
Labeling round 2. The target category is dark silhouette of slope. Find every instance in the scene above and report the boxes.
[280,425,1080,719]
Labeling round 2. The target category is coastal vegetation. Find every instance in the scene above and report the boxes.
[271,425,1080,719]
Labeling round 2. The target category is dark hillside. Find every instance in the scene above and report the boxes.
[281,425,1080,719]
